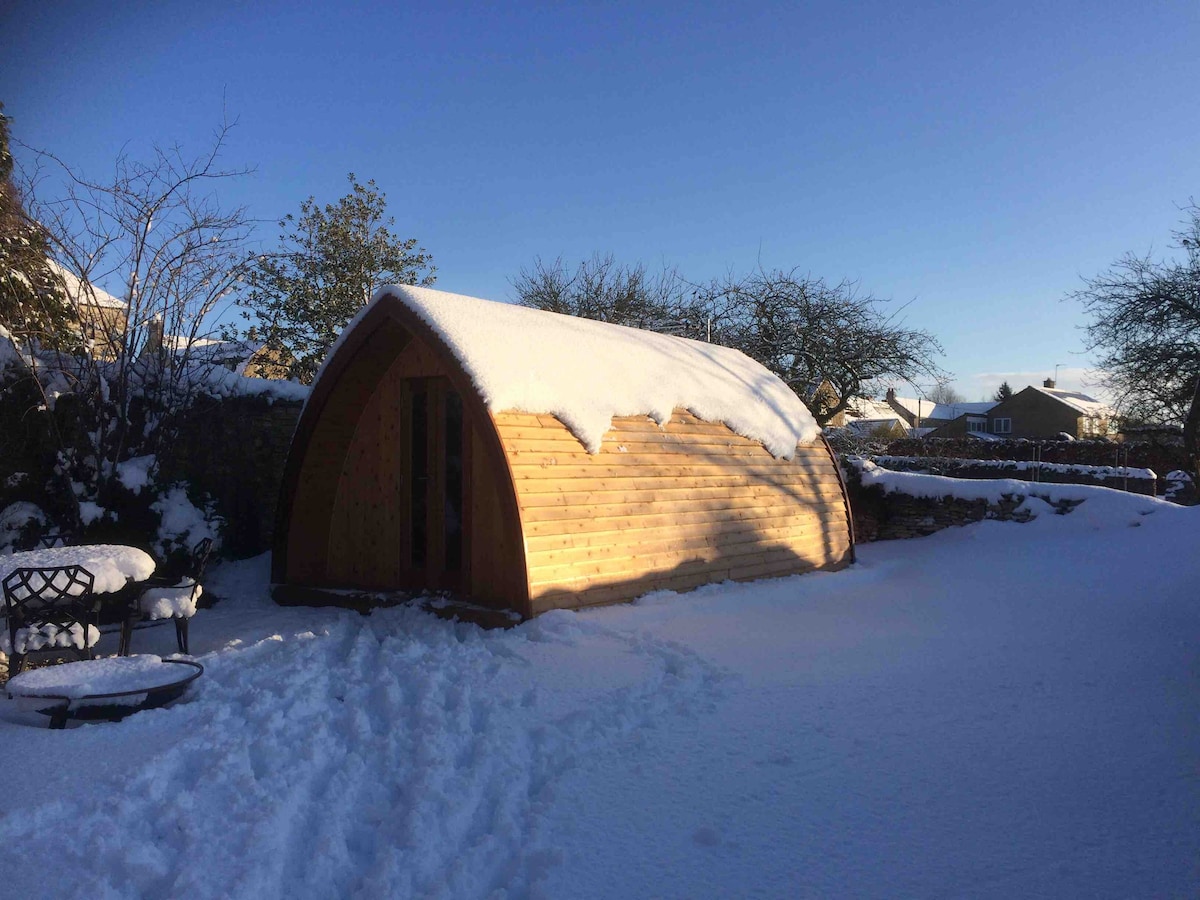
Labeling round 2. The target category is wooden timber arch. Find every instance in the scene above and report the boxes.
[272,289,854,619]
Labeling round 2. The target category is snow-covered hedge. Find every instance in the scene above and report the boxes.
[843,458,1172,541]
[866,454,1157,494]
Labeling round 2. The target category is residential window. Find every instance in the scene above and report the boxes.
[993,417,1012,434]
[967,419,987,433]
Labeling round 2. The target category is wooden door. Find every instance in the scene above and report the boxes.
[405,376,469,593]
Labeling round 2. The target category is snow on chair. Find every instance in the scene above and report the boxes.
[119,538,213,657]
[2,565,100,677]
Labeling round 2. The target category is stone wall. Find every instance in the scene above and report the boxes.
[844,467,1078,542]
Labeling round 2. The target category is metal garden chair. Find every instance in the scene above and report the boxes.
[119,538,214,656]
[34,530,77,550]
[2,565,100,677]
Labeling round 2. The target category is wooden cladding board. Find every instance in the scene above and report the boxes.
[494,410,853,615]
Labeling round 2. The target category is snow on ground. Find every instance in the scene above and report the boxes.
[0,490,1197,898]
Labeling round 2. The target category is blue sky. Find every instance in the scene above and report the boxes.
[4,1,1198,400]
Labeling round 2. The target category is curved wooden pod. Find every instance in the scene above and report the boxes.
[272,292,854,619]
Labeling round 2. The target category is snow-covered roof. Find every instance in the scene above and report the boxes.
[889,396,997,421]
[844,420,907,439]
[845,398,901,421]
[163,334,262,361]
[1033,387,1112,417]
[46,260,127,310]
[364,285,820,458]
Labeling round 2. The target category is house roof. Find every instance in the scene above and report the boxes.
[1032,386,1111,417]
[346,285,820,457]
[844,417,906,435]
[46,260,127,310]
[162,334,263,362]
[842,397,908,434]
[889,395,997,421]
[846,397,901,421]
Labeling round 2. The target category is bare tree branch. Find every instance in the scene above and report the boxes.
[7,121,254,524]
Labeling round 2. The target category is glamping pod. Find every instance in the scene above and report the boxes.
[272,286,854,618]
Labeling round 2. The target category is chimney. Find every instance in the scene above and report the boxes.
[143,315,164,358]
[1043,378,1056,389]
[886,387,896,401]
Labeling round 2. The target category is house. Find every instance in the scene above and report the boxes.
[46,260,128,359]
[45,262,291,378]
[272,285,855,618]
[884,388,997,431]
[924,414,1000,439]
[143,321,292,380]
[838,397,910,439]
[977,380,1114,440]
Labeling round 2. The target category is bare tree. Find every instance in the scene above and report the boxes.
[926,383,965,405]
[701,269,946,426]
[1072,204,1200,478]
[512,254,687,331]
[14,119,252,525]
[511,257,945,427]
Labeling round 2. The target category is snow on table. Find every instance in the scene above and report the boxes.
[5,654,188,702]
[0,544,155,595]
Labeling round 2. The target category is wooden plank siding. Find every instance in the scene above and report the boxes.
[493,409,853,615]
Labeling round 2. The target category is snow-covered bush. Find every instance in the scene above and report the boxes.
[824,426,894,458]
[151,484,222,565]
[0,501,48,555]
[1164,470,1196,505]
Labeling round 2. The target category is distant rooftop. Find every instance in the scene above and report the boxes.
[845,397,901,421]
[888,395,997,421]
[46,260,127,310]
[1034,386,1111,417]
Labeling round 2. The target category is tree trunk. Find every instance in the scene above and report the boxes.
[1183,374,1200,483]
